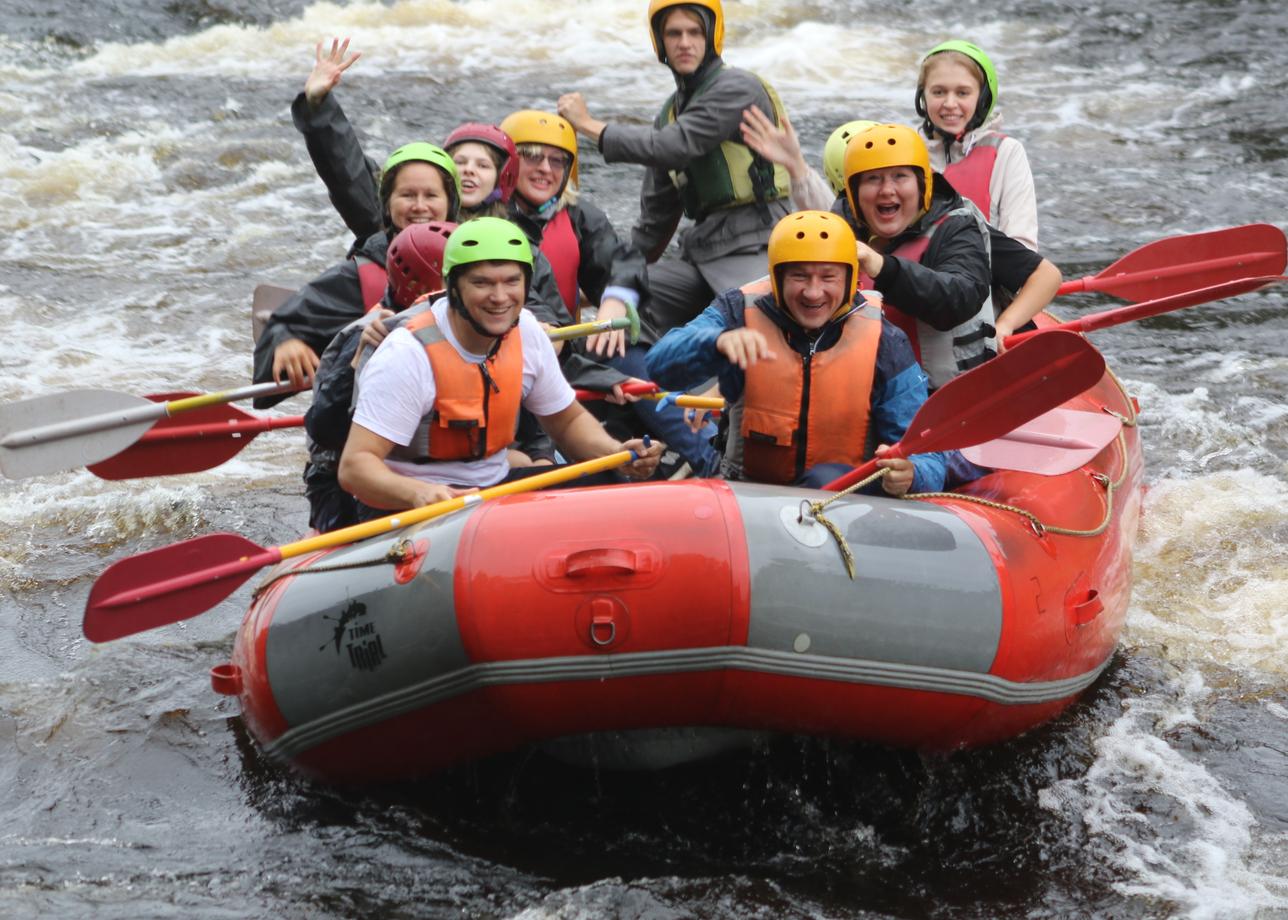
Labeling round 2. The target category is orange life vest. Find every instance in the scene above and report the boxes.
[539,208,581,317]
[739,297,882,485]
[392,309,523,462]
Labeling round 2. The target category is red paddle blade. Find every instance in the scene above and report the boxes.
[1068,224,1287,301]
[899,330,1105,455]
[824,330,1105,491]
[88,393,261,480]
[960,407,1123,475]
[84,533,277,642]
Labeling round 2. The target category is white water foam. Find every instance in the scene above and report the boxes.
[1039,670,1288,919]
[1128,469,1288,679]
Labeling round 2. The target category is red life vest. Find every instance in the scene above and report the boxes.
[355,258,388,313]
[942,133,1005,222]
[538,208,581,318]
[395,310,523,462]
[858,231,937,365]
[857,204,996,388]
[739,298,881,485]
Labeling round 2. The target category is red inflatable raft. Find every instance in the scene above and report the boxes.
[211,346,1143,784]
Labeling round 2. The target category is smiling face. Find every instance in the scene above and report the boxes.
[854,166,922,240]
[449,141,500,209]
[386,162,451,231]
[779,262,850,330]
[922,57,982,137]
[661,8,707,76]
[514,144,571,207]
[450,261,527,352]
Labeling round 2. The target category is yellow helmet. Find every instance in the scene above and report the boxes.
[499,109,579,190]
[843,123,933,217]
[647,0,724,63]
[822,120,877,196]
[767,210,859,309]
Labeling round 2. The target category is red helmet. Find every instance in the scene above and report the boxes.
[443,123,518,204]
[385,221,456,308]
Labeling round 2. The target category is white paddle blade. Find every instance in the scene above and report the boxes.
[0,389,159,479]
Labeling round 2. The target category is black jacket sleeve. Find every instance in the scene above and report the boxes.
[570,201,648,307]
[251,260,369,408]
[304,314,377,451]
[874,213,992,332]
[291,91,384,243]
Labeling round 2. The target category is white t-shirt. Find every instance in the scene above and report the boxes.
[353,298,575,488]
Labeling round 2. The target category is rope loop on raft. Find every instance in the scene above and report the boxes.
[252,539,418,599]
[799,466,891,581]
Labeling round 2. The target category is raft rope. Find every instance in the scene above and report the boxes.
[802,370,1139,579]
[251,539,418,599]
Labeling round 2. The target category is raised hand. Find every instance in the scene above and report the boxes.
[305,37,362,109]
[740,105,808,180]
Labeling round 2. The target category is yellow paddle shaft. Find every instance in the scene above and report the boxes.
[276,449,636,561]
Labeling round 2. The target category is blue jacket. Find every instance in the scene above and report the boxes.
[645,289,948,493]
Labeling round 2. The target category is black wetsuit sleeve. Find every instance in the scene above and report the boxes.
[291,91,383,243]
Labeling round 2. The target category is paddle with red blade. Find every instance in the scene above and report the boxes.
[0,380,303,480]
[823,330,1106,492]
[82,445,645,643]
[1007,274,1287,348]
[1057,223,1286,302]
[86,392,305,480]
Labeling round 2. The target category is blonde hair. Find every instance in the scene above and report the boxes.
[516,142,579,209]
[917,49,985,93]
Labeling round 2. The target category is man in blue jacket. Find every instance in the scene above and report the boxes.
[645,210,948,493]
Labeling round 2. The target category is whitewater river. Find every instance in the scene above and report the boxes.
[1,0,1286,917]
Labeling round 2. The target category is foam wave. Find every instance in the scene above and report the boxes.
[1039,670,1288,918]
[1129,470,1288,678]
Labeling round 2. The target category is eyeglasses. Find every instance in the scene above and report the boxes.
[519,149,572,171]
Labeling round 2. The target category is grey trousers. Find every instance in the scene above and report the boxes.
[643,246,769,339]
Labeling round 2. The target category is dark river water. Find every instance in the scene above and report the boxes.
[2,0,1286,917]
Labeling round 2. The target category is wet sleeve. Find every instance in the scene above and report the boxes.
[304,321,365,451]
[572,202,647,307]
[251,260,368,408]
[599,69,761,169]
[874,215,992,332]
[646,293,745,400]
[291,91,384,243]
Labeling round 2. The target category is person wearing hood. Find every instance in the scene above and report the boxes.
[252,140,462,408]
[644,210,947,493]
[500,107,719,478]
[557,0,793,339]
[916,40,1039,251]
[841,123,995,390]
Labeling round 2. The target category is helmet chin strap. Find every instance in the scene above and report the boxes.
[447,277,530,349]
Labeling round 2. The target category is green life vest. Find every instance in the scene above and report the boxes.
[658,66,792,221]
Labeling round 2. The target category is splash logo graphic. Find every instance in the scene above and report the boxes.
[319,599,388,672]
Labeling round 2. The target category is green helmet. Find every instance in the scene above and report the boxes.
[441,217,534,280]
[823,120,878,196]
[379,142,462,220]
[915,40,999,135]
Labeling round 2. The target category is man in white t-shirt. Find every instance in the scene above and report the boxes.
[339,217,663,514]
